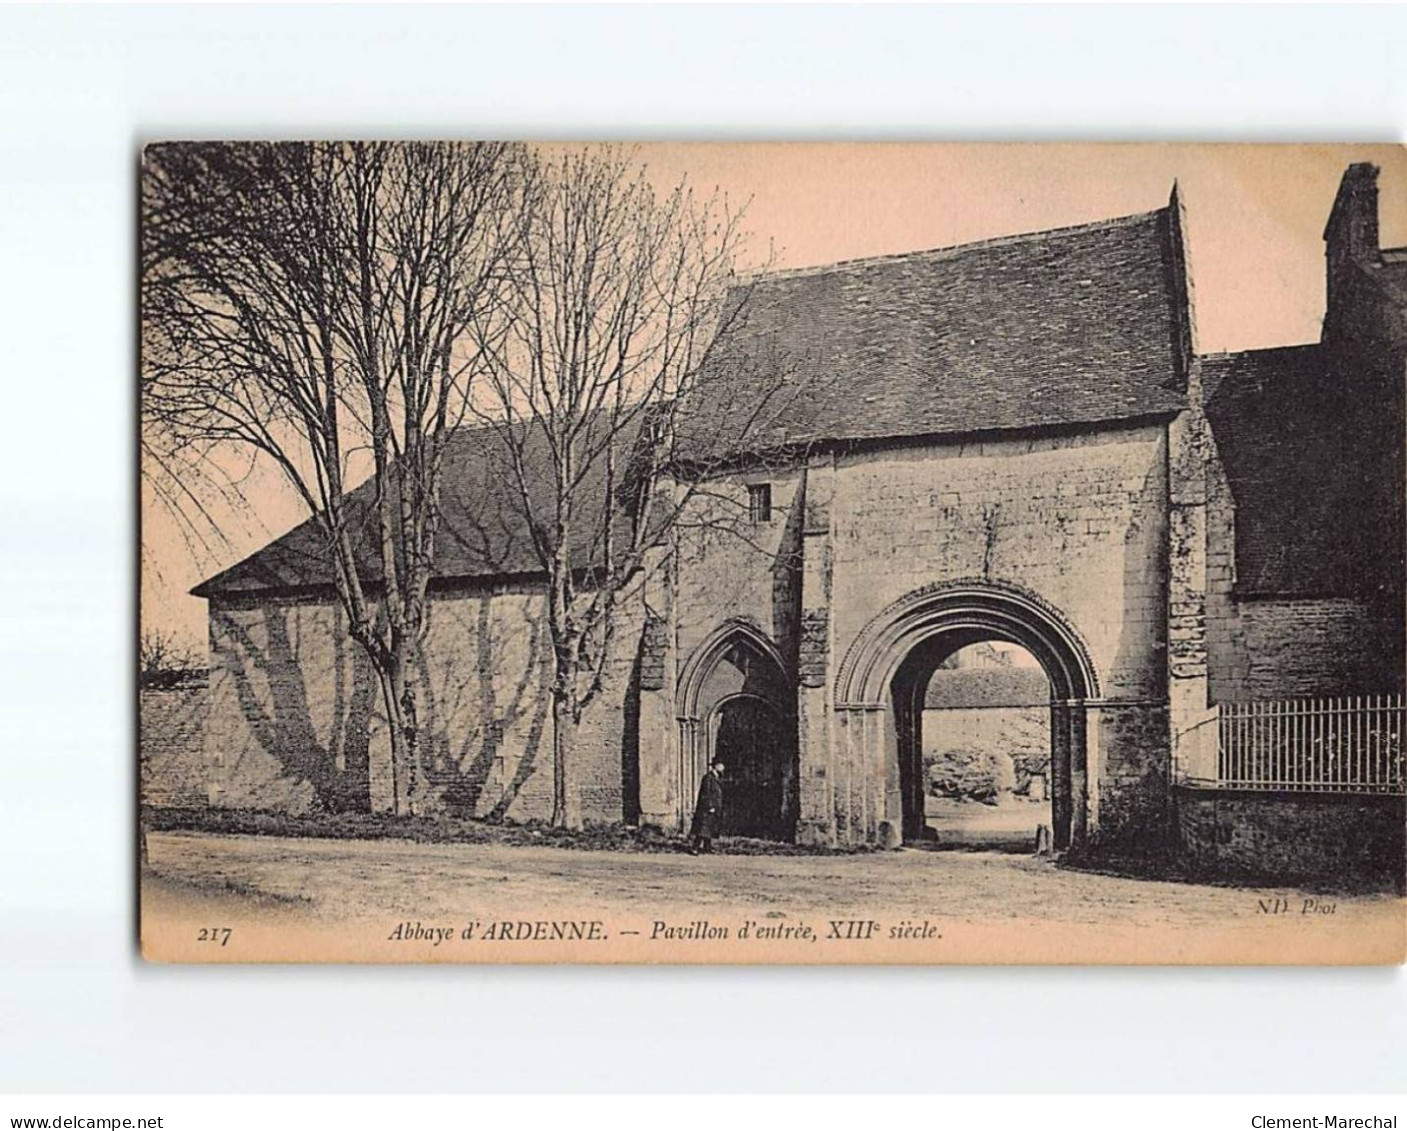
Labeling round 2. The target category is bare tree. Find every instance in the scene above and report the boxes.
[142,142,519,815]
[473,147,798,829]
[141,154,266,590]
[138,629,206,689]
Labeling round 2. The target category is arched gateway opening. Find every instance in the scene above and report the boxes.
[918,642,1052,848]
[677,622,798,841]
[836,582,1099,851]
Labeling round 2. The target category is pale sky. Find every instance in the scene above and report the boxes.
[142,143,1407,652]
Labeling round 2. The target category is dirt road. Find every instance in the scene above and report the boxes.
[141,831,1405,965]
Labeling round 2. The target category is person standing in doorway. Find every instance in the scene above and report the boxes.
[689,759,725,855]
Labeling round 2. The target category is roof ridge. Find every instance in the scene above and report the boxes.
[736,207,1168,285]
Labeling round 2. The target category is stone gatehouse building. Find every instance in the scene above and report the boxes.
[187,164,1405,860]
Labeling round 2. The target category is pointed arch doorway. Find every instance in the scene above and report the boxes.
[677,622,798,841]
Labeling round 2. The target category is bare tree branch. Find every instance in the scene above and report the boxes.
[142,141,520,815]
[469,145,806,829]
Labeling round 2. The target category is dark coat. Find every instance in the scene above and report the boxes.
[690,770,724,838]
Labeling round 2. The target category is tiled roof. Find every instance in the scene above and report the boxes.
[192,417,639,597]
[196,203,1192,597]
[1203,344,1397,598]
[678,207,1189,457]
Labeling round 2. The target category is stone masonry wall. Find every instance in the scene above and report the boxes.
[922,705,1051,792]
[827,425,1172,844]
[830,426,1169,700]
[671,469,805,676]
[647,469,807,830]
[1174,786,1406,886]
[204,583,642,824]
[923,706,1049,758]
[140,683,209,808]
[1205,442,1398,703]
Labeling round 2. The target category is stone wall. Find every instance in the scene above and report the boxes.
[827,424,1172,844]
[1201,161,1404,708]
[922,705,1051,797]
[204,582,643,823]
[649,469,806,829]
[924,706,1049,757]
[829,425,1169,701]
[1205,436,1400,703]
[1174,786,1406,887]
[140,683,209,808]
[671,469,805,675]
[201,422,1177,845]
[1207,595,1399,702]
[1092,700,1171,844]
[659,422,1178,848]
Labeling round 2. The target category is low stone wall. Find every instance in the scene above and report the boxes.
[140,683,209,808]
[922,705,1050,801]
[1174,785,1405,887]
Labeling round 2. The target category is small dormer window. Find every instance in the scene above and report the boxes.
[748,483,772,524]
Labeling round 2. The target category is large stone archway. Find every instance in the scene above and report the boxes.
[676,621,798,838]
[833,580,1101,850]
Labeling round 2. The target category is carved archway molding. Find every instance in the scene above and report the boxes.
[834,577,1101,709]
[829,579,1101,850]
[676,617,789,721]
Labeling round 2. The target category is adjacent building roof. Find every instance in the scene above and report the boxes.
[924,667,1051,710]
[197,200,1193,598]
[1367,248,1407,316]
[192,417,639,598]
[1202,343,1397,598]
[679,206,1189,458]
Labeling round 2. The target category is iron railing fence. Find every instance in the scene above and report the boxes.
[1216,693,1405,794]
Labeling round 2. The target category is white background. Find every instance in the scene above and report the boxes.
[0,2,1404,1095]
[1,1096,1405,1130]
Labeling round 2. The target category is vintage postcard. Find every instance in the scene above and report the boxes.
[138,142,1406,964]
